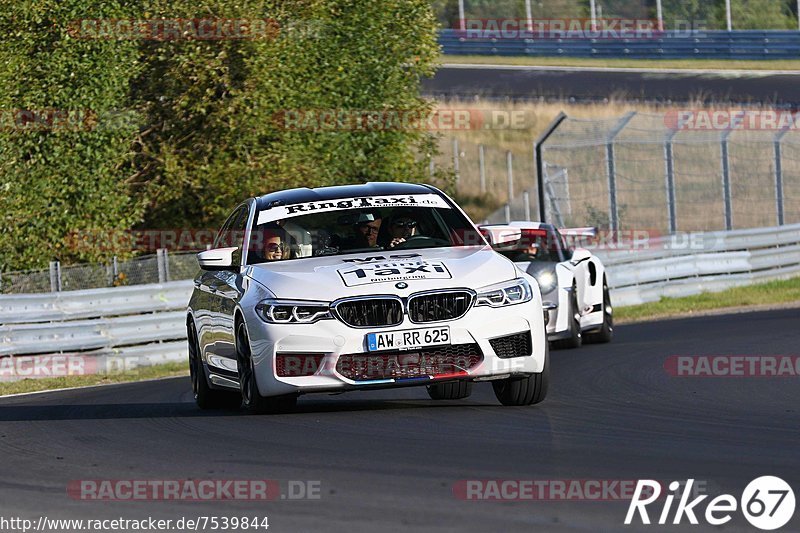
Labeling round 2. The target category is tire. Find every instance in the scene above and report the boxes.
[236,321,298,415]
[492,344,549,406]
[585,279,613,344]
[427,381,473,400]
[551,283,582,350]
[188,322,241,410]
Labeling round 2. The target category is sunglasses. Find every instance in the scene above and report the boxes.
[265,243,283,252]
[392,220,417,228]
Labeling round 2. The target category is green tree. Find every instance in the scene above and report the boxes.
[0,0,442,270]
[131,0,441,229]
[0,0,144,270]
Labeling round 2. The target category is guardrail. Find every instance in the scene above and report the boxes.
[439,29,800,60]
[597,223,800,306]
[0,281,193,379]
[0,280,193,325]
[0,224,798,380]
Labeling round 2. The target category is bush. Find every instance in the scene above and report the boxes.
[0,0,442,270]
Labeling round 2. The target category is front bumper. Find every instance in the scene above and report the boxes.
[242,299,547,398]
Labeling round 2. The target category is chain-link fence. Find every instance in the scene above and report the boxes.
[539,112,800,232]
[0,251,199,294]
[444,111,800,232]
[430,135,540,224]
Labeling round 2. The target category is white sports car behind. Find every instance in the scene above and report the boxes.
[187,182,549,413]
[481,222,613,349]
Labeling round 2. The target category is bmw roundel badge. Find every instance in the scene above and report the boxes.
[395,282,408,289]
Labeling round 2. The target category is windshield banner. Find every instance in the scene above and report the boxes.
[256,194,451,225]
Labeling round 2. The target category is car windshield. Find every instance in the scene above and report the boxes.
[246,194,479,264]
[495,228,562,263]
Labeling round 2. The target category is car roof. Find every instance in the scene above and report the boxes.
[254,182,437,211]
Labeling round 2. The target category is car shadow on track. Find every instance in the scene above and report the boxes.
[0,397,538,421]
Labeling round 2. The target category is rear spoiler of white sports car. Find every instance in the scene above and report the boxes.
[558,227,597,238]
[478,224,522,247]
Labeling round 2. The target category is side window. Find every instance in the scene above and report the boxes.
[213,205,248,268]
[213,209,239,249]
[229,206,249,267]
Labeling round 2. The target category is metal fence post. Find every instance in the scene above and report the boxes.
[452,138,460,183]
[49,261,61,292]
[504,204,511,224]
[506,151,514,202]
[720,130,733,231]
[429,155,435,178]
[664,130,678,233]
[157,249,169,283]
[478,144,486,194]
[606,112,636,232]
[106,256,119,287]
[535,112,568,222]
[774,127,790,226]
[164,249,171,282]
[523,190,531,221]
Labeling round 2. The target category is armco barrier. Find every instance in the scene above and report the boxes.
[439,29,800,60]
[0,280,193,325]
[1,224,798,380]
[598,224,800,306]
[0,281,193,379]
[0,311,186,356]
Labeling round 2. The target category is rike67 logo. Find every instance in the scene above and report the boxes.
[625,477,795,530]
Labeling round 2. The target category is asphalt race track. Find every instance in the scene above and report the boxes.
[424,64,800,104]
[0,308,798,532]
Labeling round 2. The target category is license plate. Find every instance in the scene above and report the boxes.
[366,326,451,352]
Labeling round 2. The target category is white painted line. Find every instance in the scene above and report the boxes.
[440,62,800,76]
[0,374,188,399]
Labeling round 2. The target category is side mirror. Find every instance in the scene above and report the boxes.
[478,225,522,249]
[197,247,238,271]
[570,248,592,264]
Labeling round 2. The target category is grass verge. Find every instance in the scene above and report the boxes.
[615,276,800,323]
[440,55,800,71]
[0,361,188,397]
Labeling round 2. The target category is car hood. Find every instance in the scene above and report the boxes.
[245,245,518,300]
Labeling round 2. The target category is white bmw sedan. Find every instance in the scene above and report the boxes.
[187,182,549,413]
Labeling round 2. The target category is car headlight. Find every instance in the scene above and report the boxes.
[534,269,557,294]
[255,299,333,324]
[476,278,533,307]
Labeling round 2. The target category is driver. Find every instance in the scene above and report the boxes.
[386,209,419,249]
[351,209,383,248]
